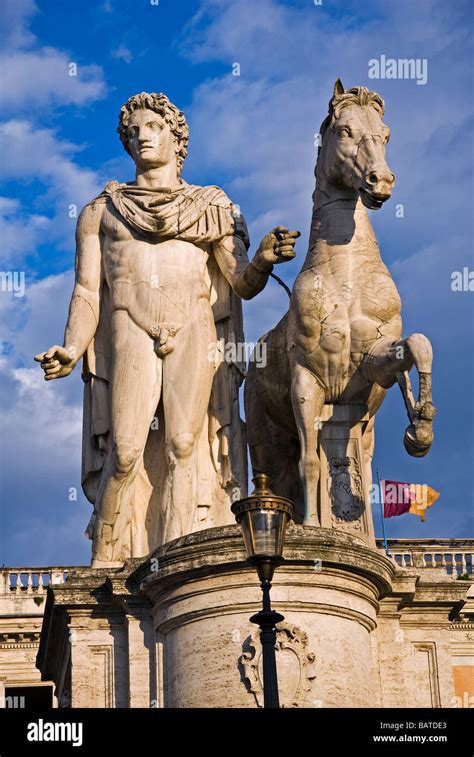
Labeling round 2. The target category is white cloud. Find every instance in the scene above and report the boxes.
[0,0,105,113]
[0,272,80,399]
[0,0,38,51]
[0,272,91,564]
[6,365,82,460]
[0,0,107,268]
[0,197,50,267]
[112,45,133,64]
[0,120,103,263]
[180,0,318,73]
[391,236,473,342]
[0,49,106,111]
[0,120,101,198]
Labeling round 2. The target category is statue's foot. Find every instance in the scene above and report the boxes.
[303,513,321,528]
[90,558,124,569]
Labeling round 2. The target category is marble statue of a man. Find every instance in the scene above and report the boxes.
[35,92,299,566]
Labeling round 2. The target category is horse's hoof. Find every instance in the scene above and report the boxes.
[403,423,433,457]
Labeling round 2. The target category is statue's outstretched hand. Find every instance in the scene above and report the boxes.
[255,226,300,268]
[34,345,76,381]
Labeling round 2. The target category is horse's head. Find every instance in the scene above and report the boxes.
[318,79,395,209]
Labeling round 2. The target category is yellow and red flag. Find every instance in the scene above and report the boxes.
[381,480,440,522]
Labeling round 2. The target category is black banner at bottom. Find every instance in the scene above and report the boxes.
[0,707,472,755]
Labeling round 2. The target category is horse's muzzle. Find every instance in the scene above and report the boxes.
[359,186,392,209]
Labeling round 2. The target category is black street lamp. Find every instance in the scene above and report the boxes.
[231,474,294,709]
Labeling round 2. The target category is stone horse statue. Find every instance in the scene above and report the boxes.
[245,80,436,526]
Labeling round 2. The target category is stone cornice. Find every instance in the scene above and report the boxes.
[376,563,471,621]
[135,524,395,599]
[0,632,40,642]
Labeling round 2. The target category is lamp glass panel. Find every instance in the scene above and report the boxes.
[241,509,287,558]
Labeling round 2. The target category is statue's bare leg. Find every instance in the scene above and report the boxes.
[361,333,436,457]
[289,358,325,526]
[92,311,162,566]
[161,299,216,542]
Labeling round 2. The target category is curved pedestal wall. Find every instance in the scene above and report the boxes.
[139,525,394,708]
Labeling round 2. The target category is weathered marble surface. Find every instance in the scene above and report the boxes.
[245,80,436,531]
[34,92,298,567]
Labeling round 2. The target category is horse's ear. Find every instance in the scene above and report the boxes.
[333,78,345,96]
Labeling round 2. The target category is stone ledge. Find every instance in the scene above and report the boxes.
[135,524,395,598]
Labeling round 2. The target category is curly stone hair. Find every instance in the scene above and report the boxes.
[117,92,189,174]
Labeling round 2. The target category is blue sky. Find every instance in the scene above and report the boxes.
[0,0,473,566]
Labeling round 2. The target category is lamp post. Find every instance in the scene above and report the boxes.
[231,474,294,709]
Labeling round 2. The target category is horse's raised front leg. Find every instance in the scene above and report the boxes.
[362,332,436,457]
[290,360,325,526]
[396,334,436,457]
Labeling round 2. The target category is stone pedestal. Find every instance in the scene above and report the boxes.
[37,526,392,707]
[137,525,392,707]
[318,404,375,547]
[36,526,471,708]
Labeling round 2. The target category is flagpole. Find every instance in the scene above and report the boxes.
[377,467,390,556]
